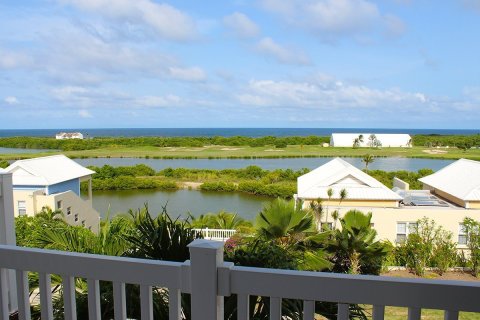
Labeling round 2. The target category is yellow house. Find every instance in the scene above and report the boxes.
[5,155,100,232]
[296,157,480,248]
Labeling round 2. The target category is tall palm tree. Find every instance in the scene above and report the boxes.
[325,188,334,225]
[331,210,340,229]
[362,154,375,171]
[309,198,323,230]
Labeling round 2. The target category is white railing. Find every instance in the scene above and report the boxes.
[1,240,480,320]
[193,228,236,241]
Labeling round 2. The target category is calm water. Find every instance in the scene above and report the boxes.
[1,127,479,138]
[76,157,454,172]
[92,189,270,220]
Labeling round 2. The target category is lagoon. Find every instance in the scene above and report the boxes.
[76,156,454,172]
[92,189,271,220]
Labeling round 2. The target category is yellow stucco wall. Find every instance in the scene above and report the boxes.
[13,189,100,233]
[314,206,480,249]
[467,202,480,209]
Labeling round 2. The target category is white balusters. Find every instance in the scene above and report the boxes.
[62,276,77,320]
[113,282,126,320]
[39,273,53,320]
[269,297,281,320]
[408,307,421,320]
[237,294,249,320]
[168,288,181,320]
[0,268,9,320]
[87,279,101,320]
[140,285,153,320]
[372,305,385,320]
[303,300,315,320]
[337,303,349,320]
[15,271,30,320]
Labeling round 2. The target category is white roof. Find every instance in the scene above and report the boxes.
[0,168,6,174]
[297,157,403,201]
[419,159,480,201]
[5,155,94,186]
[330,133,411,147]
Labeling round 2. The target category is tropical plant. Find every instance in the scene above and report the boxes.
[126,204,202,261]
[361,154,375,171]
[256,198,315,245]
[339,188,348,205]
[309,198,323,230]
[35,206,65,221]
[326,210,389,275]
[188,211,253,232]
[463,218,480,276]
[325,188,334,224]
[396,218,456,276]
[0,159,9,168]
[331,210,339,229]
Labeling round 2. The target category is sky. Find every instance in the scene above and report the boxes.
[0,0,479,129]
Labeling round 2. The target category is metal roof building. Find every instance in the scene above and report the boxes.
[5,155,94,187]
[419,158,480,208]
[297,158,402,207]
[329,133,412,147]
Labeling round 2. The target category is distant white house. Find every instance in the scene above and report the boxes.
[56,132,84,140]
[419,158,480,209]
[330,133,412,147]
[5,155,99,232]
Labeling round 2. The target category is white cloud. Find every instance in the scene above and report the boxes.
[168,67,207,82]
[0,49,32,69]
[78,109,93,118]
[236,76,431,112]
[223,12,260,38]
[260,0,405,41]
[135,95,183,107]
[4,96,19,105]
[256,37,310,65]
[59,0,197,41]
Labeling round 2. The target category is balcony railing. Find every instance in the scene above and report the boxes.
[192,228,236,241]
[1,239,480,320]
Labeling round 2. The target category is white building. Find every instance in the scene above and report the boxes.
[296,157,480,248]
[297,157,402,208]
[5,155,99,232]
[329,133,412,147]
[419,158,480,209]
[55,132,84,140]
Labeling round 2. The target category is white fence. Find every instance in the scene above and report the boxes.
[193,228,236,241]
[1,240,480,320]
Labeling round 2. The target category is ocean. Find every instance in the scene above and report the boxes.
[0,128,478,138]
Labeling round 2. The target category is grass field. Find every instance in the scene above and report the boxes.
[2,145,480,161]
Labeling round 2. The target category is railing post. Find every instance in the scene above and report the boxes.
[0,172,17,314]
[188,239,225,320]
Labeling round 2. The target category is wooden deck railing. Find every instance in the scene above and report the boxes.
[1,240,480,320]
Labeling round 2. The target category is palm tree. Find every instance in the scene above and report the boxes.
[352,138,360,148]
[368,134,377,148]
[326,210,389,275]
[325,188,334,225]
[309,198,323,231]
[362,154,375,171]
[256,198,315,245]
[331,210,340,229]
[35,206,65,221]
[339,188,348,205]
[256,198,331,271]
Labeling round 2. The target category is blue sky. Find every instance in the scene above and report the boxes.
[0,0,479,129]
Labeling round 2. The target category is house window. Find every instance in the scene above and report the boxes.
[74,214,78,222]
[396,222,417,243]
[459,223,467,245]
[57,200,62,209]
[81,220,86,227]
[18,201,26,216]
[321,222,333,230]
[67,207,72,216]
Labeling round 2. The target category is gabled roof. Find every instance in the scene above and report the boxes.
[419,158,480,201]
[297,157,402,200]
[5,155,94,186]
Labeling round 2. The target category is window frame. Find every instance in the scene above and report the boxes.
[17,200,27,216]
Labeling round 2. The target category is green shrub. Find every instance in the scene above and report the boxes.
[199,182,237,192]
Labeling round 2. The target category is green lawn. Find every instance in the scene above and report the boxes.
[2,145,480,161]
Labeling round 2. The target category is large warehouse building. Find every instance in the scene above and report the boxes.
[329,133,412,147]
